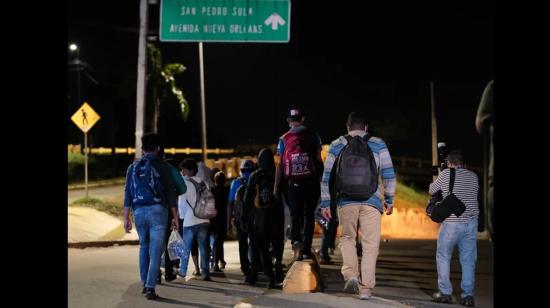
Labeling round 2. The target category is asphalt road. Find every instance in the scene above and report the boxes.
[69,238,493,308]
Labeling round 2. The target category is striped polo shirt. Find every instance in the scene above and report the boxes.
[429,167,479,223]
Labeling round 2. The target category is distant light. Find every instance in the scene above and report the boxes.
[69,43,78,51]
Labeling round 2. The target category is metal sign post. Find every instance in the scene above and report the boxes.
[71,102,101,197]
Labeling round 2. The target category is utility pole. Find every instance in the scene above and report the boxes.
[135,0,149,160]
[199,42,208,163]
[431,80,438,182]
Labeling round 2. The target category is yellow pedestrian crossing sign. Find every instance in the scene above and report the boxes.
[71,102,100,133]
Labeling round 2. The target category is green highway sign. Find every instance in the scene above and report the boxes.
[160,0,290,42]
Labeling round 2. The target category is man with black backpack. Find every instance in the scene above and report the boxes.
[123,133,180,300]
[319,111,396,300]
[228,159,262,284]
[274,105,324,261]
[244,148,285,288]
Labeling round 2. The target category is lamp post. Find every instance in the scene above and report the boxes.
[70,43,88,198]
[69,43,81,107]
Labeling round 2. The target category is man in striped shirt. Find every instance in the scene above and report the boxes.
[429,150,479,307]
[320,111,396,300]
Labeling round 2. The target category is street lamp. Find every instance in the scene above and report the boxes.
[69,43,88,197]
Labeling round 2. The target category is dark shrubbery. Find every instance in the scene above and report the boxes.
[68,153,131,183]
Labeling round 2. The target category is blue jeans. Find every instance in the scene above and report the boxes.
[133,204,168,289]
[436,220,478,298]
[179,223,210,278]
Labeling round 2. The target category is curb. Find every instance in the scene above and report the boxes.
[68,240,139,249]
[282,252,324,294]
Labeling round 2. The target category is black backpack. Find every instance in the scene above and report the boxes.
[233,179,249,231]
[334,135,378,200]
[253,171,278,208]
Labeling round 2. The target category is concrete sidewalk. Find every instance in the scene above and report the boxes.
[68,184,138,246]
[68,206,138,244]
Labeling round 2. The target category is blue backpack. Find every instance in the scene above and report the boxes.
[131,156,164,205]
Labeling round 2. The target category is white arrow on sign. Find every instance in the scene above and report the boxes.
[264,13,286,30]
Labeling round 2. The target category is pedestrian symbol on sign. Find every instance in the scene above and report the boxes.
[82,109,88,125]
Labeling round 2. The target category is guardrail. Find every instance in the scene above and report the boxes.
[68,144,235,155]
[68,144,481,178]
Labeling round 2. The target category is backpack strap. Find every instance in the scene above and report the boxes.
[449,168,456,194]
[344,134,352,143]
[364,133,371,142]
[185,177,200,210]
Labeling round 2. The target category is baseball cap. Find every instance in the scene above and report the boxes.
[287,105,304,121]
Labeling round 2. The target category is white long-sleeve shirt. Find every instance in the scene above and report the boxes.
[178,175,210,227]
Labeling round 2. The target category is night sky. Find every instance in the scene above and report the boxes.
[68,0,493,166]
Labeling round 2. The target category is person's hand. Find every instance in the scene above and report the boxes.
[321,207,332,221]
[172,218,180,231]
[384,203,394,215]
[124,217,132,233]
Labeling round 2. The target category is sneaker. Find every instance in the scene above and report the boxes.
[432,292,452,304]
[358,291,372,300]
[460,296,475,307]
[165,272,177,282]
[343,277,359,294]
[145,288,158,300]
[202,275,212,281]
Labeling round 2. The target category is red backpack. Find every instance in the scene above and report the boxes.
[282,129,316,180]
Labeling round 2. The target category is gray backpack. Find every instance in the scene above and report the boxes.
[186,178,217,219]
[334,135,378,200]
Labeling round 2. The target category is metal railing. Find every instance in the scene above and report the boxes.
[68,144,235,155]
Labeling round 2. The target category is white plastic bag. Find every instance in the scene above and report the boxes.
[167,230,184,261]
